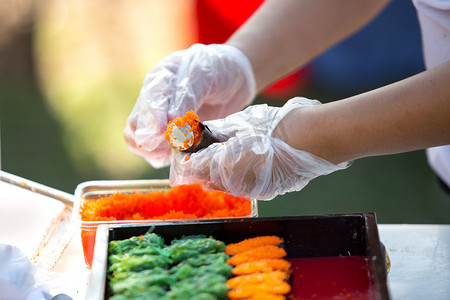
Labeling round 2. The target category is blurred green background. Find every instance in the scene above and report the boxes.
[1,0,448,224]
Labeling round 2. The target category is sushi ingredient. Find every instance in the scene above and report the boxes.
[80,183,252,222]
[225,236,283,255]
[171,261,233,280]
[109,254,172,277]
[231,259,292,275]
[166,235,226,263]
[226,236,291,300]
[108,233,292,300]
[109,233,165,255]
[109,268,175,294]
[109,285,166,300]
[108,233,231,299]
[164,110,220,153]
[168,273,229,299]
[165,110,202,151]
[246,293,287,300]
[169,252,233,278]
[226,245,287,266]
[227,281,291,298]
[226,271,289,288]
[173,252,230,268]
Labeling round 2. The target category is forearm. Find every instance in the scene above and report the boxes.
[274,61,450,164]
[225,0,390,92]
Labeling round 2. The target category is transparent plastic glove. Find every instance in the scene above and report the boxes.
[124,43,256,168]
[170,97,351,200]
[0,244,52,300]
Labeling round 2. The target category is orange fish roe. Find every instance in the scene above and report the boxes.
[164,110,202,150]
[230,294,287,300]
[225,236,284,255]
[247,293,287,300]
[226,236,292,299]
[226,245,287,266]
[227,271,289,289]
[80,183,251,221]
[227,281,291,299]
[232,259,292,275]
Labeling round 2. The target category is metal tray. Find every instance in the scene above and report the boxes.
[87,213,390,300]
[73,179,258,267]
[72,179,258,225]
[0,171,75,270]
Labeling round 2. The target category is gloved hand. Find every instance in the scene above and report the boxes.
[169,97,351,200]
[0,244,52,300]
[124,43,256,168]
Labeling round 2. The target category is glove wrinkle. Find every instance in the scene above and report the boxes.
[124,43,256,168]
[170,97,351,200]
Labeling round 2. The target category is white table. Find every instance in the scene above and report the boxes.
[50,224,450,300]
[379,224,450,300]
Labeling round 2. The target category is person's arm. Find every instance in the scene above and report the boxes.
[273,60,450,164]
[226,0,391,92]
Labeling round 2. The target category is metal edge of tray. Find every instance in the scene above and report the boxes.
[74,179,172,197]
[88,213,389,300]
[364,213,391,300]
[72,179,172,222]
[0,170,74,207]
[87,224,110,300]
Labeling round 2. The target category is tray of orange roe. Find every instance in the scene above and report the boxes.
[72,179,257,268]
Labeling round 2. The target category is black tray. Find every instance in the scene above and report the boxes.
[87,213,390,300]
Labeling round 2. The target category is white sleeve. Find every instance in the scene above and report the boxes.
[412,0,450,69]
[427,146,450,187]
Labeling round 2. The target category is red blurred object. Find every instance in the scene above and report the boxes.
[195,0,262,44]
[195,0,309,98]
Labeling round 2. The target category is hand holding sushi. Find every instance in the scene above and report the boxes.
[124,43,256,168]
[125,0,450,195]
[169,97,350,200]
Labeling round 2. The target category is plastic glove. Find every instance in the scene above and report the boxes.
[0,244,52,300]
[124,43,256,168]
[169,97,351,200]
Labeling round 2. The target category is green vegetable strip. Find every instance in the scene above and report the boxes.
[107,233,232,300]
